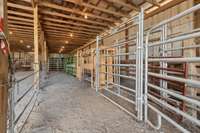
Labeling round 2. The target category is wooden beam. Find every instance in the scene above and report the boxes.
[33,3,39,89]
[8,16,33,23]
[42,22,100,33]
[7,2,33,11]
[9,32,33,36]
[42,17,105,30]
[0,0,8,132]
[64,0,127,17]
[43,26,97,36]
[8,10,33,18]
[46,33,92,38]
[8,28,33,33]
[8,24,33,30]
[45,33,94,40]
[40,10,109,27]
[47,37,89,41]
[107,0,140,11]
[8,21,33,26]
[39,1,117,23]
[145,0,160,7]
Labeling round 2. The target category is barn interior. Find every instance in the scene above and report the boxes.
[0,0,200,133]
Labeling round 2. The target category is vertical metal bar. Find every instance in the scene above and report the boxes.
[136,32,139,112]
[17,82,19,94]
[116,40,120,95]
[106,49,109,89]
[136,8,144,121]
[96,36,100,92]
[118,46,121,95]
[144,34,149,122]
[9,84,15,133]
[160,24,168,98]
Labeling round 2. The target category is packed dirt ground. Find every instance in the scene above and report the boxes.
[21,72,158,133]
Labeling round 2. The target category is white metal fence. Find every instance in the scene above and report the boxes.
[8,71,39,133]
[96,4,200,133]
[145,4,200,132]
[48,58,64,71]
[96,9,144,121]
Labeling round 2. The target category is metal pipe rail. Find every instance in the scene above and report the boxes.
[145,4,200,133]
[96,9,144,121]
[9,71,40,133]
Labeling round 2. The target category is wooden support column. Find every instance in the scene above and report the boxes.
[0,0,8,132]
[125,24,129,75]
[33,2,39,89]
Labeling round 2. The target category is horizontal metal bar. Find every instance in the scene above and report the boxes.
[100,64,136,67]
[99,93,137,119]
[15,83,34,105]
[148,83,200,107]
[103,87,135,105]
[18,91,39,133]
[100,40,136,50]
[107,82,135,93]
[149,4,200,32]
[164,44,200,52]
[16,71,39,83]
[100,72,136,80]
[147,104,189,133]
[101,15,139,39]
[149,31,200,47]
[148,72,200,88]
[148,57,200,63]
[103,52,136,57]
[14,90,37,125]
[148,94,200,126]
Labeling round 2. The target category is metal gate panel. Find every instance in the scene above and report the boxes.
[96,10,144,121]
[145,4,200,132]
[48,57,64,71]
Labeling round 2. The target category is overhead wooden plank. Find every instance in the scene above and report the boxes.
[43,26,98,35]
[145,0,160,7]
[44,31,95,39]
[8,16,33,23]
[107,0,140,11]
[46,35,93,40]
[8,10,33,18]
[64,0,127,17]
[9,30,33,35]
[8,21,33,26]
[8,24,33,30]
[42,22,101,33]
[42,17,105,30]
[40,10,109,27]
[8,28,33,33]
[39,1,117,23]
[45,32,92,37]
[46,35,90,40]
[7,2,33,11]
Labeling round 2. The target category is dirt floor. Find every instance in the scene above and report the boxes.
[21,72,158,133]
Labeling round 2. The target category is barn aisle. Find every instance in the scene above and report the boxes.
[22,72,156,133]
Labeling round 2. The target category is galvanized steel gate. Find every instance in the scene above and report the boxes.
[96,5,200,132]
[145,4,200,132]
[95,10,144,121]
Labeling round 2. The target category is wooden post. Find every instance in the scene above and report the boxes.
[33,3,39,89]
[0,0,8,132]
